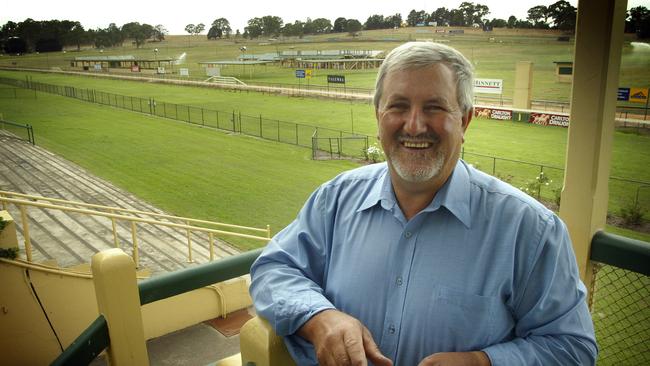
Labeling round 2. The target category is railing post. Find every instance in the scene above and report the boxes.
[266,225,271,239]
[130,221,139,267]
[186,220,193,263]
[19,204,32,262]
[92,249,149,366]
[208,232,215,261]
[110,209,119,248]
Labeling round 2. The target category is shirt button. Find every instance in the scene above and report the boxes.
[404,231,412,238]
[396,276,403,286]
[388,324,396,334]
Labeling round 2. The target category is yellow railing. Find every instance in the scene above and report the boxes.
[0,191,271,266]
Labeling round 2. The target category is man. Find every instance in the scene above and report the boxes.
[250,42,597,365]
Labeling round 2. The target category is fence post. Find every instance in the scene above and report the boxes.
[277,120,280,141]
[209,232,215,261]
[259,115,263,137]
[19,204,32,262]
[232,110,235,132]
[91,249,149,366]
[186,220,193,263]
[201,108,205,126]
[239,111,242,133]
[130,221,139,267]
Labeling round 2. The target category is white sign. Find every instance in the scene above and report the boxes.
[157,67,166,74]
[206,67,221,76]
[474,78,503,94]
[94,63,102,70]
[180,68,189,76]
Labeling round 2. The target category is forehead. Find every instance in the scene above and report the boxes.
[382,63,457,100]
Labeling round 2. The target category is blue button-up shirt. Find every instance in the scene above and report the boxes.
[250,161,597,365]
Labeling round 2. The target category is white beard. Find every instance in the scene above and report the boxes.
[387,147,446,183]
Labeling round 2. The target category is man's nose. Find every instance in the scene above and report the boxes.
[403,109,428,136]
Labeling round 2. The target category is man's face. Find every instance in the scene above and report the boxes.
[376,63,471,185]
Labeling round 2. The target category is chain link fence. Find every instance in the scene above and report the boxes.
[591,263,650,365]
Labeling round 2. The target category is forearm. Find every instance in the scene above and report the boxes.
[482,334,597,366]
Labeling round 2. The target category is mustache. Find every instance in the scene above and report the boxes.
[396,133,440,144]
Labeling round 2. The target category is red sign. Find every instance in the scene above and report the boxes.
[529,113,569,127]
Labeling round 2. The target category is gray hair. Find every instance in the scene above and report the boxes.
[374,42,474,114]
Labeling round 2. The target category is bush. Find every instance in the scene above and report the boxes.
[620,199,647,226]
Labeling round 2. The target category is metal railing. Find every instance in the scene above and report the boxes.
[0,192,270,266]
[50,248,263,366]
[589,232,650,365]
[0,118,35,145]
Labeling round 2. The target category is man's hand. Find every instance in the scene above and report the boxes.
[418,351,491,366]
[298,309,393,366]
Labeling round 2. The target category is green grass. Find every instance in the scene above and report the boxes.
[0,91,358,250]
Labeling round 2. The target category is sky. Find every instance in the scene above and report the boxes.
[2,0,649,35]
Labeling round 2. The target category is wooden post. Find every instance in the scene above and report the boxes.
[92,249,149,366]
[559,0,626,299]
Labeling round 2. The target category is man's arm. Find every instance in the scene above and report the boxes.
[481,214,598,365]
[250,186,392,365]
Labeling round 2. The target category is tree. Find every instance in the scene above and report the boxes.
[153,24,167,42]
[431,8,450,26]
[345,19,362,35]
[4,36,27,54]
[209,18,231,39]
[365,15,386,30]
[245,18,262,38]
[385,14,402,29]
[507,15,517,28]
[194,23,205,35]
[333,17,347,33]
[527,5,551,28]
[489,18,508,28]
[548,0,577,31]
[282,20,304,38]
[245,16,283,38]
[459,2,490,26]
[407,9,428,26]
[121,22,153,48]
[449,9,465,26]
[628,6,650,38]
[310,18,332,33]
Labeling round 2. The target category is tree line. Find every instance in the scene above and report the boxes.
[2,1,649,54]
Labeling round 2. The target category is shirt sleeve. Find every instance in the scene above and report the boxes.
[482,214,598,365]
[249,184,336,337]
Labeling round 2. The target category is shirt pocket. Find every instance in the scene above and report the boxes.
[425,285,497,351]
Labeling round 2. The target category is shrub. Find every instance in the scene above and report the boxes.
[620,199,647,226]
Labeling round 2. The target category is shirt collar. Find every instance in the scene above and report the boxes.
[357,161,472,228]
[357,164,396,212]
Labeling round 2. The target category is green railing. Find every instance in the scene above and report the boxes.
[0,118,35,145]
[50,248,263,365]
[590,232,650,365]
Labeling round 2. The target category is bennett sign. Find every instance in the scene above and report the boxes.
[474,79,503,94]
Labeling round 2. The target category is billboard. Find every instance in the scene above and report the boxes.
[327,75,346,84]
[474,79,503,94]
[474,107,512,121]
[529,113,569,127]
[629,87,649,103]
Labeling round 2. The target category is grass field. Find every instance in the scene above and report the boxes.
[1,27,648,102]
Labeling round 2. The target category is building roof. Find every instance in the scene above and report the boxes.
[72,55,175,62]
[198,60,273,65]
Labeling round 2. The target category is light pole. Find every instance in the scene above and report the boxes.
[240,46,247,78]
[154,48,159,74]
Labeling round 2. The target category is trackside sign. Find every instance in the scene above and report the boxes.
[474,78,503,94]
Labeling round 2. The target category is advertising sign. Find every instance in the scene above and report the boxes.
[295,69,306,78]
[629,87,649,103]
[474,79,503,94]
[529,113,569,127]
[157,67,165,74]
[475,107,512,121]
[306,69,313,79]
[94,63,102,70]
[327,75,346,84]
[180,68,189,76]
[617,87,630,101]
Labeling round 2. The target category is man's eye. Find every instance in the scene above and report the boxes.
[425,105,444,112]
[389,103,408,110]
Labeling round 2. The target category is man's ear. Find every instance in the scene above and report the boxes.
[461,108,473,143]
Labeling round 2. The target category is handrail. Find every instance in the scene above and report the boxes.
[139,247,263,305]
[590,231,650,276]
[50,248,263,364]
[0,190,269,235]
[50,315,109,366]
[0,196,270,265]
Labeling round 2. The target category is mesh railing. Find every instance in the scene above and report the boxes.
[591,263,650,365]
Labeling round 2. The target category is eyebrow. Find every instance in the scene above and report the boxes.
[385,94,452,106]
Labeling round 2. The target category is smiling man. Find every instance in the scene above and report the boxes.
[250,42,597,366]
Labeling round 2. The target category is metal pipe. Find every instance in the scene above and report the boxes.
[19,204,32,261]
